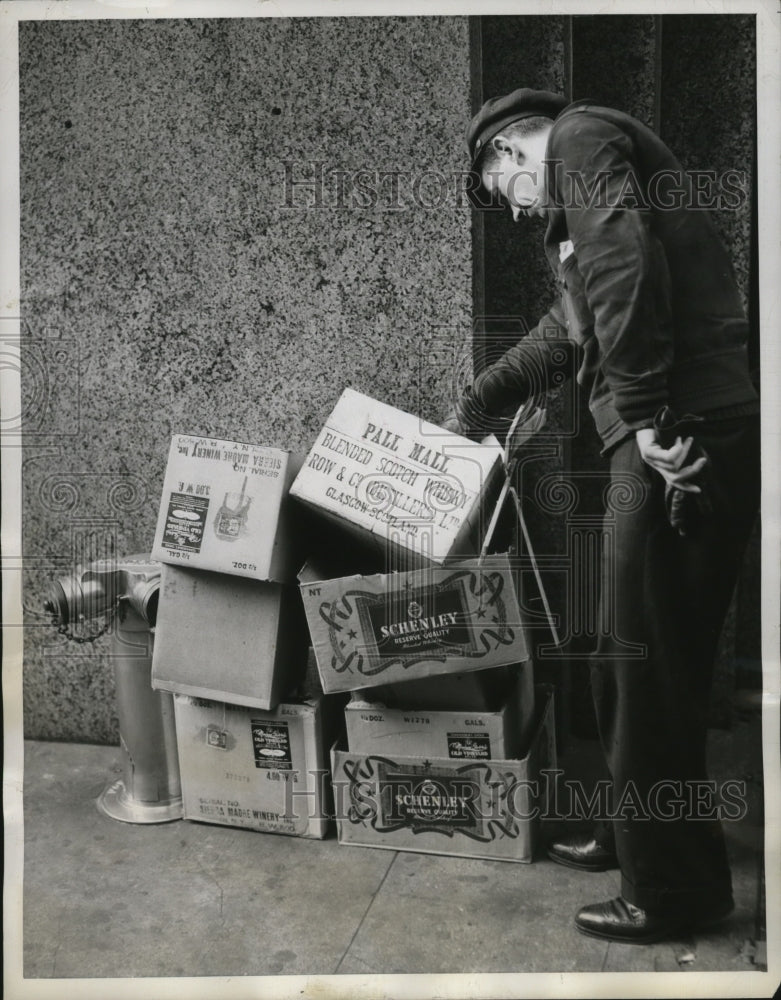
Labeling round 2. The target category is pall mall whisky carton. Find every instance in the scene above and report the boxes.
[289,389,505,567]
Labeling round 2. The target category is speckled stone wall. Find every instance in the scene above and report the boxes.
[660,15,756,316]
[572,15,658,127]
[20,16,473,742]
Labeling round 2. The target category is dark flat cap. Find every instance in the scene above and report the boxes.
[467,88,568,168]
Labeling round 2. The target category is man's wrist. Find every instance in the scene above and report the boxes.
[454,385,486,433]
[635,427,658,456]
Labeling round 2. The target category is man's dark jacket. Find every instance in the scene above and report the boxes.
[471,100,758,451]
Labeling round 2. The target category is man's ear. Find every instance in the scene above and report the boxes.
[491,134,512,157]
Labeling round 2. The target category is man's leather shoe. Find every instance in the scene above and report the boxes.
[575,896,734,944]
[547,833,619,872]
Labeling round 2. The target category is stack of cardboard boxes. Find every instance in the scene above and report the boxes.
[148,390,556,861]
[149,436,334,839]
[293,390,555,863]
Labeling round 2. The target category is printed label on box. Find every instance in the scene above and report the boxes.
[446,733,492,759]
[195,795,297,832]
[342,754,525,843]
[365,582,472,657]
[318,566,513,679]
[206,726,228,750]
[251,719,293,770]
[213,488,252,542]
[162,493,209,553]
[379,764,483,834]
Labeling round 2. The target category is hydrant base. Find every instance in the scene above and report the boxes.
[97,777,183,824]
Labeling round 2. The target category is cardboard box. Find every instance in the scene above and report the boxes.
[174,693,334,839]
[300,554,529,694]
[345,661,535,760]
[152,435,302,582]
[152,564,307,710]
[331,686,556,863]
[289,389,504,566]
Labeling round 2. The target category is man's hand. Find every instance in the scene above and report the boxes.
[635,428,707,493]
[440,387,493,441]
[636,425,714,536]
[441,411,466,435]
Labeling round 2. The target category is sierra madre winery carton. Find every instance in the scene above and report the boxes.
[152,565,307,710]
[331,686,556,863]
[345,660,536,760]
[152,435,301,582]
[300,554,529,695]
[174,693,334,839]
[289,389,504,566]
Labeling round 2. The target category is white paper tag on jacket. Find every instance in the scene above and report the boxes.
[558,240,575,262]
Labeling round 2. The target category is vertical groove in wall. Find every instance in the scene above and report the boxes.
[747,15,759,381]
[735,14,761,697]
[561,15,574,543]
[469,16,486,374]
[653,15,663,135]
[563,16,574,103]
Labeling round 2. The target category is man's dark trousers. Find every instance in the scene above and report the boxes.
[590,413,760,914]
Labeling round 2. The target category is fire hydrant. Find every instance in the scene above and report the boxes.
[44,555,182,823]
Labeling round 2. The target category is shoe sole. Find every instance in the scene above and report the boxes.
[575,923,675,944]
[546,849,619,872]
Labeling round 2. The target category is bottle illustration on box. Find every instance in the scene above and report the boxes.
[214,476,252,541]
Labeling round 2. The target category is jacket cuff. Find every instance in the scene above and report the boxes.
[454,386,490,438]
[611,378,670,430]
[473,365,532,416]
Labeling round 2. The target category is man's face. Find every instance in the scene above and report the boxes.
[480,127,551,220]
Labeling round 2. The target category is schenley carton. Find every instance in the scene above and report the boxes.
[345,660,536,761]
[174,693,334,839]
[289,389,504,566]
[152,435,302,582]
[331,686,556,863]
[152,564,307,710]
[300,554,529,695]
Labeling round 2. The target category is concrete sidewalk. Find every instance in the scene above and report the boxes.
[19,718,766,981]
